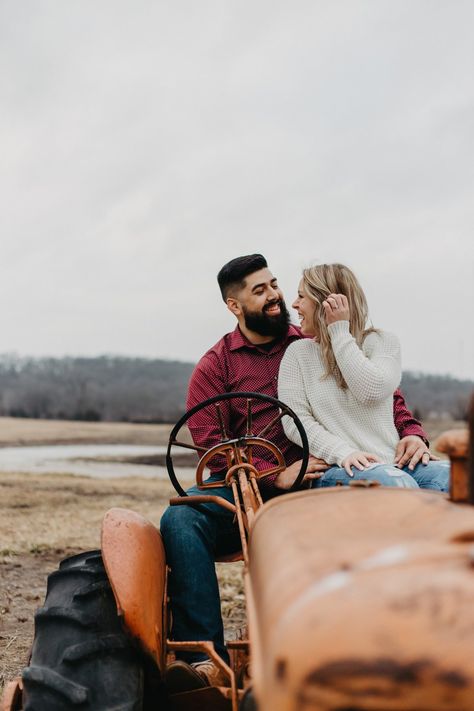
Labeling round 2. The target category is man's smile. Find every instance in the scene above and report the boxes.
[263,300,282,316]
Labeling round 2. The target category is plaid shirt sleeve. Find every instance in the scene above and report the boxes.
[186,352,231,457]
[393,388,429,445]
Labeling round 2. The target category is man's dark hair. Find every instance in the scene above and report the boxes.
[217,254,268,301]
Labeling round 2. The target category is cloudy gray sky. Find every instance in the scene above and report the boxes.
[1,1,473,379]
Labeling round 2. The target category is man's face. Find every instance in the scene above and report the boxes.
[229,268,290,338]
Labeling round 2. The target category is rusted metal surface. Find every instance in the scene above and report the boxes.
[1,678,22,711]
[247,487,474,710]
[237,469,258,529]
[250,474,264,506]
[435,429,469,502]
[225,462,258,485]
[101,507,167,672]
[195,437,285,488]
[231,478,249,564]
[436,429,469,459]
[170,495,237,515]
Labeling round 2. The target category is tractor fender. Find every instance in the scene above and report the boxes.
[1,678,22,711]
[101,507,167,672]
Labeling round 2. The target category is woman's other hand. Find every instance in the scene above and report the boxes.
[341,451,382,477]
[322,293,350,324]
[274,455,329,490]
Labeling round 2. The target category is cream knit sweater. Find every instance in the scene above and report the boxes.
[278,320,402,466]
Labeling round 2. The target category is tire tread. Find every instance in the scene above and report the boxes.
[22,551,144,711]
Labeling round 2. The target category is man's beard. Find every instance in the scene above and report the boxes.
[242,299,291,339]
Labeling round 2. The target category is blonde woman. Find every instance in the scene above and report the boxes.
[278,263,449,490]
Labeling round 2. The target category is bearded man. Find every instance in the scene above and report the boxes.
[161,254,431,689]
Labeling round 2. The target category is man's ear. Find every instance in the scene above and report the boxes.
[226,297,241,317]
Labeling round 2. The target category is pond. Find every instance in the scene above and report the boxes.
[0,444,196,481]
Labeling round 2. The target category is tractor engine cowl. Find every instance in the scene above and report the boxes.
[247,486,474,711]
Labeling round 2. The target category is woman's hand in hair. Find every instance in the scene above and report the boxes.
[322,293,350,324]
[341,451,382,477]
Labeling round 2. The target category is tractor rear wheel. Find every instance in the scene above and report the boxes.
[22,550,146,710]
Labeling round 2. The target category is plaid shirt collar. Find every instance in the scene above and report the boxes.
[228,324,301,353]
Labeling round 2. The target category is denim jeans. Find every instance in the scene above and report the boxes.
[312,460,450,492]
[160,461,450,664]
[160,478,239,664]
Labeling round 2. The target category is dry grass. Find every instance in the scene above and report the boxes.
[0,416,173,447]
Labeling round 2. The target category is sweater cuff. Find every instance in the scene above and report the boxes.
[327,320,351,341]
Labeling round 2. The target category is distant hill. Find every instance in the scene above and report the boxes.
[0,354,472,423]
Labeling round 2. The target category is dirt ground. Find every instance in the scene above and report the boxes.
[0,416,463,693]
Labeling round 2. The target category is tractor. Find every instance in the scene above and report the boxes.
[2,391,473,711]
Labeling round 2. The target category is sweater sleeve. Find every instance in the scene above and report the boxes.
[328,322,401,404]
[278,345,355,466]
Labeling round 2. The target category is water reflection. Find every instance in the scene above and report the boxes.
[0,444,195,481]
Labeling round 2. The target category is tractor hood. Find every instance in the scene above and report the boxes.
[247,486,474,711]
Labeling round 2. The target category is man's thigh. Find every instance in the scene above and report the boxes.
[402,460,450,492]
[160,478,240,557]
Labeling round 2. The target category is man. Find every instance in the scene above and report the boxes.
[161,254,436,689]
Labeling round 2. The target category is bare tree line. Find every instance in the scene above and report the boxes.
[0,354,472,423]
[0,354,193,422]
[400,372,472,421]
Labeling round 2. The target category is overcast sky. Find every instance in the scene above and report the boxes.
[1,1,473,379]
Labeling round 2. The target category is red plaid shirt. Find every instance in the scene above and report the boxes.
[187,325,427,496]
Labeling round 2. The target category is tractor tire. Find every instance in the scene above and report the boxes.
[22,550,146,711]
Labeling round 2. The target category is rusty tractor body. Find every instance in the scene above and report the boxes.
[2,392,473,711]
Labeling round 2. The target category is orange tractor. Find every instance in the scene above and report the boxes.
[2,391,473,711]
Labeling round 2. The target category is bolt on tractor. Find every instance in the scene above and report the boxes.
[2,391,474,711]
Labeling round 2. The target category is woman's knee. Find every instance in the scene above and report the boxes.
[366,465,419,489]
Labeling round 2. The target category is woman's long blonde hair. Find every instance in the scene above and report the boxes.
[302,263,377,389]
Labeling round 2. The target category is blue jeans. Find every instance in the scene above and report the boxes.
[312,460,450,492]
[160,461,450,664]
[160,478,238,664]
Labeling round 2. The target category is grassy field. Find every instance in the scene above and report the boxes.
[0,416,465,693]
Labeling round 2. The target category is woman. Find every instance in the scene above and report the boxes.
[278,263,449,490]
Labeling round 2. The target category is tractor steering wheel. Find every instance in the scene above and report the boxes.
[166,391,309,497]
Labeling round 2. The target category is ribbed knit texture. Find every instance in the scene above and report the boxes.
[278,320,402,466]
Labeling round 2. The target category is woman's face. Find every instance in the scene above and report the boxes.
[292,279,318,337]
